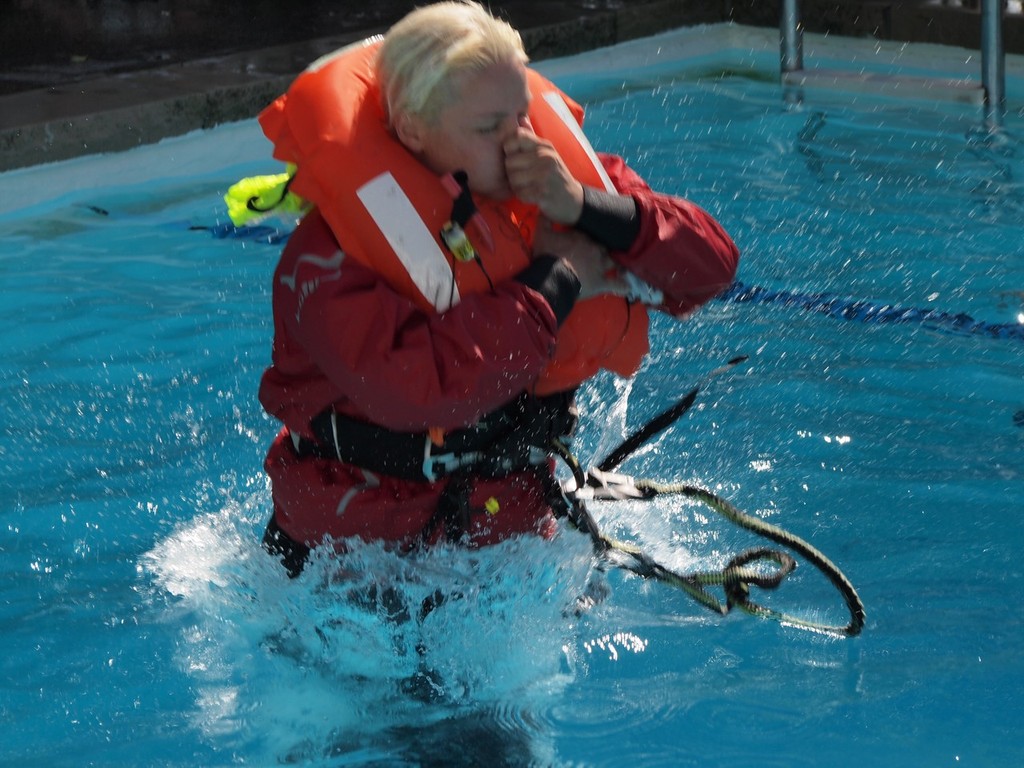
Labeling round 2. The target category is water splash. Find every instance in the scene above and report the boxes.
[140,505,602,764]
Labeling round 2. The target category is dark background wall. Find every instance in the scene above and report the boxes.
[1,1,636,67]
[1,1,1021,92]
[0,1,432,70]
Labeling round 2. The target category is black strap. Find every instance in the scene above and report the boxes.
[419,474,475,545]
[597,355,748,473]
[305,390,578,482]
[447,170,477,230]
[262,517,310,578]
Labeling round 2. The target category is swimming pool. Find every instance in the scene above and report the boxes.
[2,23,1021,767]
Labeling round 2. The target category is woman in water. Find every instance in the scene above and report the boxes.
[255,1,739,574]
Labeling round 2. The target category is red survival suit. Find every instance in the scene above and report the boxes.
[256,40,739,560]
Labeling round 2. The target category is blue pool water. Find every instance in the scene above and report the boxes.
[2,25,1022,768]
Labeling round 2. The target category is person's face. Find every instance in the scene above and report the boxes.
[396,58,531,200]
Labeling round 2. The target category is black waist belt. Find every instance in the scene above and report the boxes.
[294,390,578,483]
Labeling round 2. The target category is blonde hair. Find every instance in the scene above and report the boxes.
[376,1,528,125]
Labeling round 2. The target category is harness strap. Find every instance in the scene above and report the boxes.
[286,391,578,546]
[419,474,475,545]
[262,516,310,578]
[302,390,577,483]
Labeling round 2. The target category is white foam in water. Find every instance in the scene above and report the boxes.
[140,494,603,763]
[132,352,695,762]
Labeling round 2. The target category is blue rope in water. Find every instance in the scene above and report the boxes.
[197,221,291,245]
[720,281,1024,343]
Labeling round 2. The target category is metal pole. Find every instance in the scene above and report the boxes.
[981,0,1005,126]
[780,0,803,74]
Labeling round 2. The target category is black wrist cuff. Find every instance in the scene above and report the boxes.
[576,187,640,252]
[515,255,580,326]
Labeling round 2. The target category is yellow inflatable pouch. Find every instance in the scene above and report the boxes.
[224,164,308,226]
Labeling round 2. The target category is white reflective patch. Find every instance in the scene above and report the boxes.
[543,92,617,193]
[278,249,345,291]
[356,172,458,312]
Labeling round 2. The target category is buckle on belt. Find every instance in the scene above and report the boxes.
[563,467,645,501]
[422,436,484,483]
[421,439,550,483]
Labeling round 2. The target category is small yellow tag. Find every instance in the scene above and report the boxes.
[484,497,500,516]
[441,222,477,262]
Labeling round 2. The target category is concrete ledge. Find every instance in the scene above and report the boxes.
[782,69,987,105]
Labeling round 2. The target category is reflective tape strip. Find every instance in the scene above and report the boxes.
[542,91,616,193]
[356,172,458,312]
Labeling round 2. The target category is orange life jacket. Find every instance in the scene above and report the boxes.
[259,38,649,395]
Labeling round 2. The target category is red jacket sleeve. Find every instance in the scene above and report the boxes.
[259,211,561,433]
[600,153,740,316]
